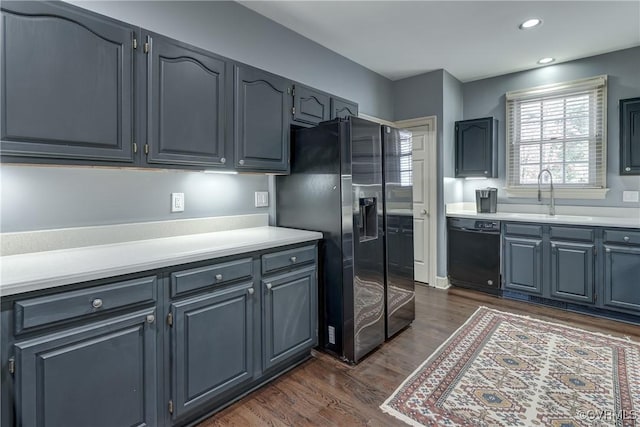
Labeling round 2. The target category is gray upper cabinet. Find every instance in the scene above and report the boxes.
[234,64,291,173]
[620,97,640,175]
[455,117,498,178]
[1,1,137,163]
[170,282,254,420]
[144,32,230,169]
[330,97,358,119]
[14,308,157,427]
[262,266,317,371]
[503,236,543,295]
[292,84,330,126]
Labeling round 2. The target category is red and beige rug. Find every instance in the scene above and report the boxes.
[381,307,640,427]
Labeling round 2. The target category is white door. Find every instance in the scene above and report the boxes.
[396,118,437,286]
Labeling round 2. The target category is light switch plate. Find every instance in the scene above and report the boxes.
[254,191,269,208]
[171,193,185,212]
[623,191,639,203]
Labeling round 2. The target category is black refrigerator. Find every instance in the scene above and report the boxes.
[276,117,414,363]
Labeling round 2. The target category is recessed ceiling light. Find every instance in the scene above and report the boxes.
[519,18,542,30]
[537,57,555,65]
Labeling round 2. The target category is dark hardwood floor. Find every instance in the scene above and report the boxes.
[199,284,640,426]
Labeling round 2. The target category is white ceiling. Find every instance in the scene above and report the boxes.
[239,1,640,82]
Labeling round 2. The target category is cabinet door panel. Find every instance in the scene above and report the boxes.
[146,33,228,167]
[15,308,156,427]
[503,236,542,294]
[263,267,317,370]
[550,242,594,303]
[234,65,290,172]
[455,118,497,178]
[293,85,329,125]
[330,98,358,119]
[171,282,253,419]
[603,245,640,313]
[1,2,135,162]
[620,97,640,175]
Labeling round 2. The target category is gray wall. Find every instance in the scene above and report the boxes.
[67,0,394,120]
[393,69,464,277]
[462,46,640,207]
[0,165,268,232]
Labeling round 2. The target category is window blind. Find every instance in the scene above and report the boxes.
[506,75,607,189]
[399,130,412,187]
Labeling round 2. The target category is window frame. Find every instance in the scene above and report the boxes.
[504,75,608,199]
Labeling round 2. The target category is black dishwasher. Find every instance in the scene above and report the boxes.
[447,217,501,294]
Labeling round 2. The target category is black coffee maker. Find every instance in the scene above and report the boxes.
[475,188,498,213]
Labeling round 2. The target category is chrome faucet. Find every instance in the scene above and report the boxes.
[537,169,555,216]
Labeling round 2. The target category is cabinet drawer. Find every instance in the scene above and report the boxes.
[171,257,253,297]
[262,245,316,274]
[604,229,640,246]
[504,223,543,238]
[15,276,157,334]
[549,226,594,242]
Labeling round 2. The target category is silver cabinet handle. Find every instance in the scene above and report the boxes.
[215,273,223,281]
[551,243,557,248]
[624,236,630,242]
[484,171,488,174]
[248,288,254,295]
[290,256,297,263]
[220,157,226,164]
[146,314,155,324]
[606,248,611,253]
[626,167,631,172]
[91,298,103,309]
[239,159,245,166]
[266,283,272,290]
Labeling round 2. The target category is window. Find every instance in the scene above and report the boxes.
[506,76,607,195]
[399,130,412,187]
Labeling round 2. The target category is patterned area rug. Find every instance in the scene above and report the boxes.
[381,307,640,427]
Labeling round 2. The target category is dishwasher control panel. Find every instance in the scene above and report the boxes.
[475,221,500,231]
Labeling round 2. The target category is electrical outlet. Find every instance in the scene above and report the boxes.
[623,191,639,203]
[254,191,269,208]
[171,193,185,212]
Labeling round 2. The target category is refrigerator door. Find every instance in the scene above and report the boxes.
[382,126,415,338]
[349,117,385,362]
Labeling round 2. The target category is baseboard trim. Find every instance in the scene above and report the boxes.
[434,276,450,289]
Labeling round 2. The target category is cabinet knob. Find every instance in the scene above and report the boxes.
[247,288,254,295]
[625,167,631,172]
[266,283,272,290]
[290,256,297,263]
[91,298,103,309]
[146,314,155,324]
[624,236,630,242]
[484,171,488,174]
[551,243,557,249]
[220,157,226,164]
[606,248,611,253]
[239,159,245,166]
[215,273,223,281]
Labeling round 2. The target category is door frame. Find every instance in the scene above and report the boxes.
[394,116,438,288]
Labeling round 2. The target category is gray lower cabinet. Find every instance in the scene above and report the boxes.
[170,281,254,420]
[234,64,291,173]
[549,241,595,303]
[14,308,157,427]
[262,266,317,371]
[144,31,230,169]
[503,236,543,295]
[0,1,137,163]
[603,244,640,313]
